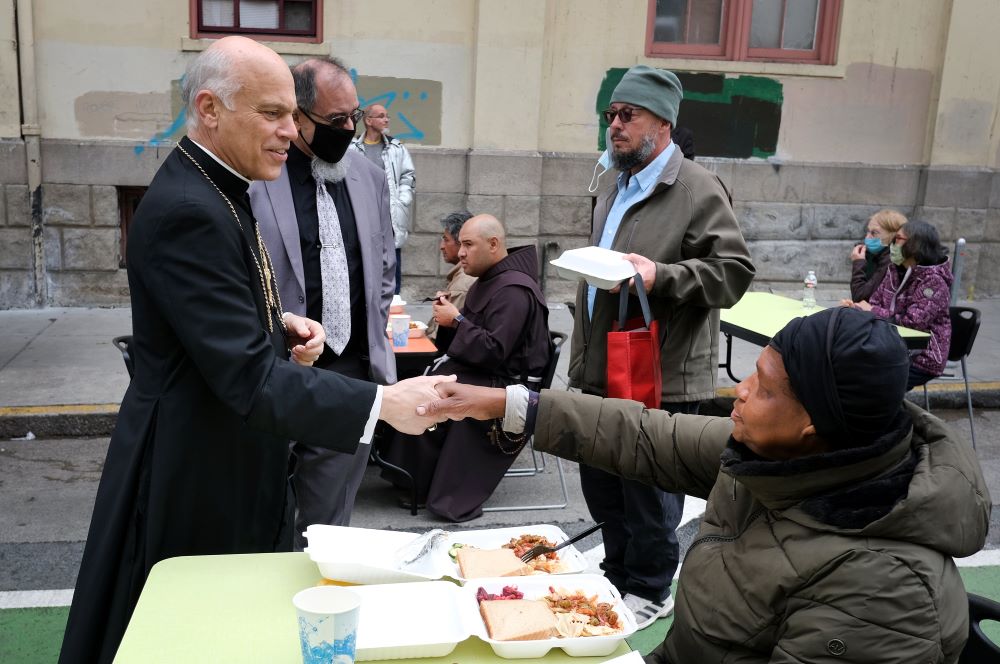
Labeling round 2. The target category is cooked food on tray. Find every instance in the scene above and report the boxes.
[476,585,524,601]
[501,534,566,573]
[544,587,622,638]
[479,598,557,641]
[456,547,533,579]
[451,533,568,576]
[476,585,623,641]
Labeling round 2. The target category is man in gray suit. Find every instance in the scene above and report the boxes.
[250,56,396,548]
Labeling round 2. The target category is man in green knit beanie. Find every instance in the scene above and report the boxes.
[569,63,756,630]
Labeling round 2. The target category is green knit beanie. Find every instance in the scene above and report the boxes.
[611,65,684,126]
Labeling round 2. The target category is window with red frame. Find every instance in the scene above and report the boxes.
[646,0,842,64]
[194,0,320,40]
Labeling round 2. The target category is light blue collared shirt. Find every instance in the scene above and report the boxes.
[587,141,676,316]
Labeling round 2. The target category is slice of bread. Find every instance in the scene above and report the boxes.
[456,547,532,579]
[480,599,557,641]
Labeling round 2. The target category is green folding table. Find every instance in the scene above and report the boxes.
[719,292,931,382]
[114,552,633,663]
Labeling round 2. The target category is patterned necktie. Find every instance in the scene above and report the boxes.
[312,164,352,354]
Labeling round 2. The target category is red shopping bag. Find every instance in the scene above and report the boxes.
[606,273,662,408]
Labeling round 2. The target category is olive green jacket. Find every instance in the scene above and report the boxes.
[568,148,755,403]
[536,391,991,663]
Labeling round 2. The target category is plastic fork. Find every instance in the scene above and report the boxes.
[519,522,605,563]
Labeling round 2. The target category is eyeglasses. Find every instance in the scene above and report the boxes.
[299,106,364,129]
[602,106,643,125]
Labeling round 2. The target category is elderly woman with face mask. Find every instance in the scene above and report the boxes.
[843,219,953,389]
[849,208,908,302]
[419,307,988,664]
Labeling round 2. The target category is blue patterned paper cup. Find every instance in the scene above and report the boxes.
[292,586,362,664]
[390,314,410,348]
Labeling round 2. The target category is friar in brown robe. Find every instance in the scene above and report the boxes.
[384,216,551,521]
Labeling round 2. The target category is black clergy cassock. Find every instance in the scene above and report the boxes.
[58,137,378,664]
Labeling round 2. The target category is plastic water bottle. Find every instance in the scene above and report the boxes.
[802,270,818,309]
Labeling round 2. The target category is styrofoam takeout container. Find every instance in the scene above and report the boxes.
[549,246,636,290]
[463,573,637,659]
[344,575,635,660]
[408,320,427,337]
[353,581,468,660]
[305,525,436,584]
[304,524,588,585]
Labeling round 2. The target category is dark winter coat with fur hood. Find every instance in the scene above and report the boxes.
[534,393,991,664]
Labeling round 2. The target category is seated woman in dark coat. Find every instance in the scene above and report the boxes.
[844,219,953,389]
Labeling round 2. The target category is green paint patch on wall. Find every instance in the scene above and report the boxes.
[596,68,782,159]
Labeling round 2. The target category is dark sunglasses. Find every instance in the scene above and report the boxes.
[602,106,643,125]
[299,106,365,129]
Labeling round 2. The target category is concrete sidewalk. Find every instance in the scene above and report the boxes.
[1,296,998,438]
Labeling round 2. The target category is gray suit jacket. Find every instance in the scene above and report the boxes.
[249,150,397,384]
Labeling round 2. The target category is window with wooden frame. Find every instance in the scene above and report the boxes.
[117,187,147,269]
[646,0,842,65]
[192,0,322,42]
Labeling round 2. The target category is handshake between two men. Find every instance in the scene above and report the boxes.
[283,311,501,435]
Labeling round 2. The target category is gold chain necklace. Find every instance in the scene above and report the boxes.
[177,143,283,332]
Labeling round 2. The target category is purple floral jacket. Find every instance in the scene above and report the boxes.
[869,259,953,376]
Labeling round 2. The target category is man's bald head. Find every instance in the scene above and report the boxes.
[181,36,297,181]
[458,215,508,277]
[462,215,506,244]
[182,36,291,132]
[363,103,390,140]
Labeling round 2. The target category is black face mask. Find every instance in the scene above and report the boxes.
[300,109,355,164]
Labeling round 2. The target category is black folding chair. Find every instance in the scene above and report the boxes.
[922,307,981,448]
[483,331,570,512]
[958,593,1000,663]
[112,335,135,378]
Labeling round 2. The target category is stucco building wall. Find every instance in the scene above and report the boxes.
[1,0,998,307]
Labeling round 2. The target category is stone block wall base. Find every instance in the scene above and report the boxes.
[1,140,997,307]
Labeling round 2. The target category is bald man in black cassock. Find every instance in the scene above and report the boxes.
[59,37,446,664]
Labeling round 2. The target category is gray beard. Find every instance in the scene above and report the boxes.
[311,156,348,184]
[611,133,657,172]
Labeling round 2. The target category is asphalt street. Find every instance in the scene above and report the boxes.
[3,406,998,595]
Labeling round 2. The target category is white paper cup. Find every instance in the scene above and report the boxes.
[389,314,410,348]
[293,586,361,664]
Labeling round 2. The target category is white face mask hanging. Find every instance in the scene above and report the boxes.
[588,128,613,193]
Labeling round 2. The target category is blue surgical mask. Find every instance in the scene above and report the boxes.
[588,128,613,193]
[864,237,885,254]
[889,243,905,266]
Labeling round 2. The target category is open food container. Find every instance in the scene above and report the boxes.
[549,246,636,290]
[463,573,638,659]
[305,524,588,585]
[348,575,636,660]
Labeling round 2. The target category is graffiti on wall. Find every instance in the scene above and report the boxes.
[596,69,783,159]
[75,74,442,155]
[351,70,442,145]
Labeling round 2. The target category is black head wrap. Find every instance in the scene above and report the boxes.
[769,307,909,447]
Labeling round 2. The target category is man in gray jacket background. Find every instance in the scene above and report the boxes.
[569,65,755,628]
[351,102,415,294]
